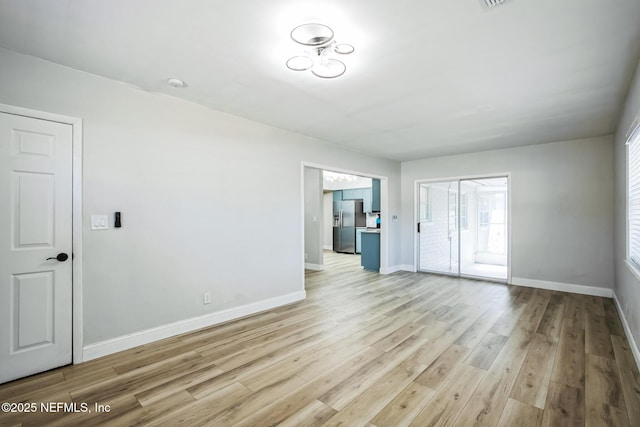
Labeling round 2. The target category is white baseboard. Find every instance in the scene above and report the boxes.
[613,291,640,371]
[400,264,417,273]
[305,263,324,271]
[82,290,306,362]
[380,265,402,274]
[511,277,613,298]
[323,245,332,251]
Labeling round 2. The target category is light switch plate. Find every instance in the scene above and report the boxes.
[91,215,109,230]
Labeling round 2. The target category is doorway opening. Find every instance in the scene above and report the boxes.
[417,175,509,282]
[302,164,385,279]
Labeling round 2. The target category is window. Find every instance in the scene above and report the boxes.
[419,186,431,221]
[478,195,490,229]
[627,119,640,268]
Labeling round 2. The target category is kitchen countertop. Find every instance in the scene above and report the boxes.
[362,229,381,233]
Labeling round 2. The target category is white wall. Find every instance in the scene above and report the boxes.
[304,167,323,268]
[0,47,402,347]
[402,136,615,289]
[323,192,333,250]
[614,59,640,352]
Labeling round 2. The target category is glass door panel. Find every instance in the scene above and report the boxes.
[418,181,459,274]
[459,177,508,280]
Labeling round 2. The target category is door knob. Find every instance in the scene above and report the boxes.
[47,253,69,262]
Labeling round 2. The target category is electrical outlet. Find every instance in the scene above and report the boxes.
[203,292,211,305]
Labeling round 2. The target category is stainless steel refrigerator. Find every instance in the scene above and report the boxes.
[333,200,365,254]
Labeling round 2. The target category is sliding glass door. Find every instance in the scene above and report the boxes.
[418,180,459,275]
[459,177,508,280]
[418,176,509,281]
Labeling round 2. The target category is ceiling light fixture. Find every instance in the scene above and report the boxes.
[167,78,186,88]
[481,0,507,8]
[286,23,354,79]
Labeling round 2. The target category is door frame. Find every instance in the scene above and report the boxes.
[0,103,84,364]
[301,162,390,283]
[414,173,512,284]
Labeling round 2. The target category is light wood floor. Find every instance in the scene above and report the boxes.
[1,252,639,426]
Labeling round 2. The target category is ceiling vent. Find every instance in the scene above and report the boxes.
[482,0,506,8]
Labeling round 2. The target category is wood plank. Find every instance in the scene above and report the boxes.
[408,363,486,427]
[371,322,425,352]
[585,312,614,358]
[45,394,141,427]
[490,303,527,337]
[0,371,65,401]
[466,332,509,370]
[541,381,584,427]
[98,390,194,427]
[536,295,565,340]
[585,354,626,411]
[497,398,544,427]
[611,335,640,426]
[585,402,631,427]
[71,351,203,403]
[455,308,506,349]
[0,391,72,427]
[414,344,470,389]
[211,375,307,426]
[584,296,606,317]
[455,344,529,426]
[277,400,337,427]
[370,382,435,427]
[226,346,386,427]
[321,360,424,427]
[564,294,585,328]
[144,382,252,427]
[318,353,401,411]
[294,343,383,382]
[510,333,558,409]
[134,358,223,405]
[552,319,585,388]
[504,292,550,350]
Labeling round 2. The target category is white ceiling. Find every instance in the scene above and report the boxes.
[1,0,639,161]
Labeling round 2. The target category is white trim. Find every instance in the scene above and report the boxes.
[624,259,640,284]
[613,291,640,371]
[0,103,84,364]
[323,244,333,250]
[305,263,324,271]
[400,264,417,273]
[82,290,306,362]
[380,265,402,274]
[511,277,613,298]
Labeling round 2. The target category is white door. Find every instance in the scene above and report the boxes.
[0,112,73,384]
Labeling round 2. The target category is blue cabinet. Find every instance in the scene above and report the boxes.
[372,179,381,212]
[363,188,372,213]
[333,190,342,201]
[343,188,363,200]
[341,187,373,212]
[361,232,380,272]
